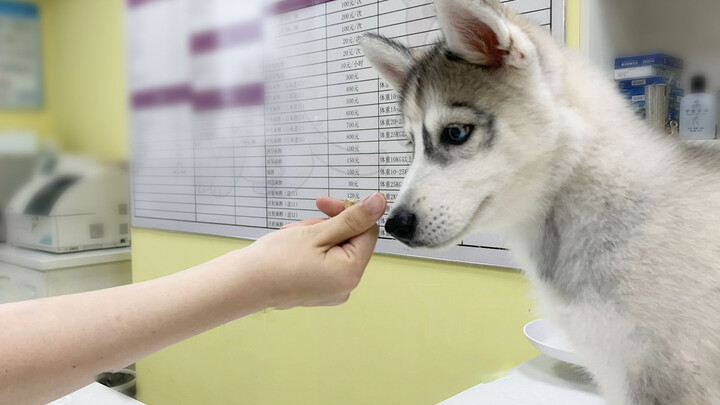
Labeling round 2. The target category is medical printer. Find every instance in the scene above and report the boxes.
[5,155,130,253]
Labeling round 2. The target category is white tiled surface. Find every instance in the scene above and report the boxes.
[45,356,602,404]
[438,356,606,405]
[47,383,144,405]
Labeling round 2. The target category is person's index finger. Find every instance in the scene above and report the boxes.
[316,197,345,218]
[313,193,386,248]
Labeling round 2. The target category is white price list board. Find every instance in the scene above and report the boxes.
[127,0,564,267]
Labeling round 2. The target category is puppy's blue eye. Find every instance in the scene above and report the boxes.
[441,124,473,145]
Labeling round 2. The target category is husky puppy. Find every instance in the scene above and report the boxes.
[359,1,720,404]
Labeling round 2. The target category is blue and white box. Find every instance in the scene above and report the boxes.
[620,86,683,97]
[615,53,684,70]
[613,65,680,81]
[617,76,679,90]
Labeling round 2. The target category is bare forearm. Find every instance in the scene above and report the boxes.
[0,249,265,405]
[0,195,385,405]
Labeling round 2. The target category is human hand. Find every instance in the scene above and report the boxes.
[239,193,386,310]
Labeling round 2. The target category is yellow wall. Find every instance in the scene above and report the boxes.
[566,0,582,49]
[0,0,127,161]
[16,1,588,404]
[48,0,127,162]
[0,0,56,141]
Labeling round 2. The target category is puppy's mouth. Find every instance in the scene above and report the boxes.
[414,196,493,248]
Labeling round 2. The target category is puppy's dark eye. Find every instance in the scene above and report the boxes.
[441,124,474,145]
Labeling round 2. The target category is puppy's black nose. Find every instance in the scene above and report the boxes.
[385,211,417,243]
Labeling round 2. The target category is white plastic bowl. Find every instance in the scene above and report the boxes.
[523,318,582,366]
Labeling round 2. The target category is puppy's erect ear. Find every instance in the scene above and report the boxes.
[435,0,536,68]
[359,33,416,90]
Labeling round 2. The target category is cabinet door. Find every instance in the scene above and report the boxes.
[0,262,47,304]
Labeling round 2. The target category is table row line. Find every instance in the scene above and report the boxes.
[164,89,402,115]
[265,96,403,115]
[135,210,409,233]
[270,1,435,31]
[134,176,405,190]
[132,153,413,168]
[136,205,397,225]
[135,193,399,208]
[133,131,408,150]
[135,125,408,143]
[266,83,399,104]
[271,0,434,25]
[135,116,406,136]
[136,188,399,201]
[270,5,438,41]
[133,185,402,199]
[135,210,383,227]
[135,141,411,158]
[135,156,413,170]
[134,165,409,177]
[260,107,405,126]
[265,70,393,93]
[135,175,407,188]
[269,14,438,50]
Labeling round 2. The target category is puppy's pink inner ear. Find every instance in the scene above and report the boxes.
[386,66,408,85]
[454,14,507,67]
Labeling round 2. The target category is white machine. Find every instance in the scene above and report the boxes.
[0,131,38,242]
[6,156,130,253]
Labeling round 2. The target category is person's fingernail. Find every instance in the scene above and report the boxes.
[281,222,299,229]
[362,192,385,216]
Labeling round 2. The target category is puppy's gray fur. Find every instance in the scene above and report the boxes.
[360,1,720,404]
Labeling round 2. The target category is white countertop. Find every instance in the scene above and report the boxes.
[46,356,601,405]
[0,244,131,271]
[438,356,605,405]
[47,383,144,405]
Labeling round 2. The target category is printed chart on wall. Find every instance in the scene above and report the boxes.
[127,0,564,268]
[0,1,43,109]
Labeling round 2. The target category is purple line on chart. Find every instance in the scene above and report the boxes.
[191,21,264,54]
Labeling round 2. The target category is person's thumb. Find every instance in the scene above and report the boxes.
[313,193,386,248]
